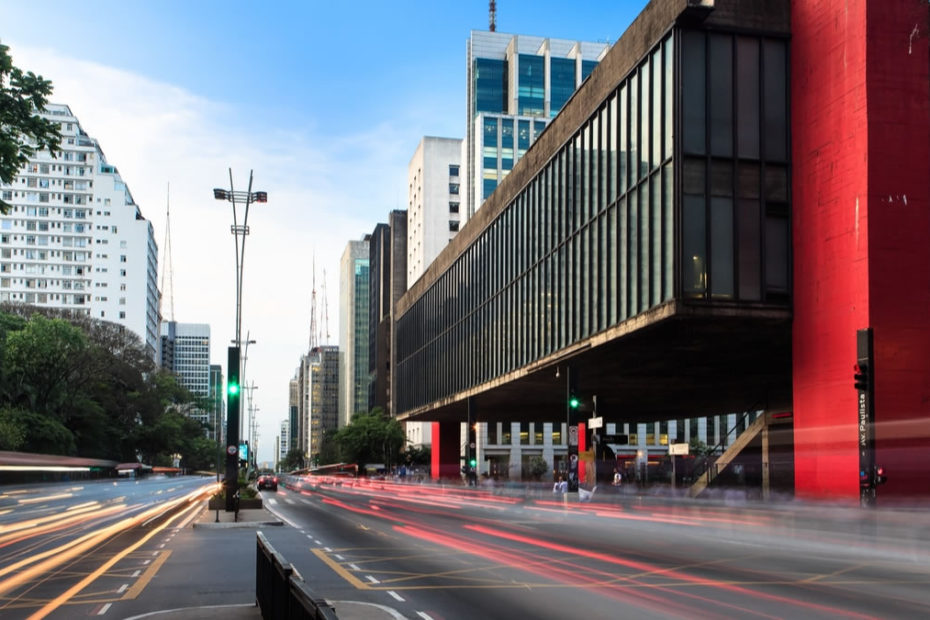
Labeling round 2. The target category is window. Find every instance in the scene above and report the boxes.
[120,255,127,263]
[449,165,459,177]
[449,202,460,214]
[449,183,460,195]
[449,221,460,232]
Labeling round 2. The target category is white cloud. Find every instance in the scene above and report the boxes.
[11,43,409,464]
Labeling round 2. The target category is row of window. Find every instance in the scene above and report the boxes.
[395,28,792,415]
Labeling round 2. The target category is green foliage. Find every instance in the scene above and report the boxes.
[689,437,715,457]
[0,42,62,212]
[526,455,550,480]
[281,448,306,471]
[329,408,405,469]
[0,406,26,450]
[0,307,213,466]
[404,443,431,466]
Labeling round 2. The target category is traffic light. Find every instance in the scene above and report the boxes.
[569,394,580,409]
[469,458,477,468]
[854,362,869,392]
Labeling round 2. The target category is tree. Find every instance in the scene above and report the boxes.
[0,42,62,213]
[526,455,550,480]
[331,408,404,470]
[281,448,306,472]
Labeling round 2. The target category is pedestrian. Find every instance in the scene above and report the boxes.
[553,476,567,494]
[612,468,622,487]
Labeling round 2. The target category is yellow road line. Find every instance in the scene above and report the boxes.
[121,550,172,599]
[311,548,371,590]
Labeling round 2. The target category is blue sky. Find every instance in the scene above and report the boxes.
[2,0,646,464]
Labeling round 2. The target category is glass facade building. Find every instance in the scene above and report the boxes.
[397,25,791,416]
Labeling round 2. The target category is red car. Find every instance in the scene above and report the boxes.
[257,474,278,491]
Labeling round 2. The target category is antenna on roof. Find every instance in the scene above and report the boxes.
[489,0,496,32]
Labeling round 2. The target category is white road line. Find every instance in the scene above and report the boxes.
[98,603,112,615]
[158,544,165,549]
[117,584,128,594]
[348,563,361,571]
[387,591,404,602]
[366,575,380,584]
[417,612,434,620]
[132,570,141,578]
[267,498,277,505]
[324,547,332,552]
[307,534,314,540]
[284,498,296,504]
[314,540,322,545]
[335,554,345,561]
[151,551,158,556]
[142,560,151,565]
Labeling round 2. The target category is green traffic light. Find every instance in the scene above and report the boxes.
[228,383,239,396]
[569,396,580,408]
[469,459,477,467]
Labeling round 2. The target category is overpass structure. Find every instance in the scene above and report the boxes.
[393,0,930,502]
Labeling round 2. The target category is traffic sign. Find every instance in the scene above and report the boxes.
[669,443,689,456]
[227,445,238,456]
[588,416,603,429]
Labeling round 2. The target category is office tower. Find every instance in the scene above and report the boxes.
[0,104,160,358]
[465,31,609,219]
[338,237,371,427]
[159,321,212,430]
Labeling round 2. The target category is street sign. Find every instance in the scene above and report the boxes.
[669,443,689,456]
[568,425,578,446]
[588,416,603,429]
[227,445,238,455]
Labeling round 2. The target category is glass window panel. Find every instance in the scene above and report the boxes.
[711,160,733,197]
[619,84,628,196]
[474,58,507,114]
[501,118,514,171]
[640,60,650,180]
[608,204,618,325]
[630,72,639,188]
[738,163,761,198]
[640,179,650,312]
[709,34,733,157]
[663,36,674,161]
[651,174,662,308]
[550,57,576,117]
[683,158,706,195]
[630,187,639,313]
[736,37,761,159]
[618,196,628,320]
[663,163,674,301]
[763,40,788,162]
[609,92,618,204]
[738,198,762,300]
[711,197,735,298]
[652,48,662,172]
[682,30,706,155]
[765,215,789,292]
[518,120,530,158]
[683,195,707,296]
[764,165,788,202]
[518,54,545,116]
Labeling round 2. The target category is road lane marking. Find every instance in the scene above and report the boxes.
[335,554,345,560]
[312,549,371,590]
[98,602,112,615]
[349,563,361,571]
[117,584,128,593]
[324,547,333,552]
[417,612,435,620]
[366,575,380,584]
[388,590,404,601]
[132,570,141,578]
[123,551,172,599]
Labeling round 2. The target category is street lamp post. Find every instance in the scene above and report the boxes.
[215,170,266,511]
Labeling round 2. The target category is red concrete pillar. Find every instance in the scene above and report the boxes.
[431,421,462,481]
[792,0,930,501]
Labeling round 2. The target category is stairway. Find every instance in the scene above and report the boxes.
[688,412,790,498]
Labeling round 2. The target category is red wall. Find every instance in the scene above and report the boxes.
[792,0,930,501]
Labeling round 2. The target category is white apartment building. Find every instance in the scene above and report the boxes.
[406,137,462,288]
[338,237,370,427]
[0,104,160,357]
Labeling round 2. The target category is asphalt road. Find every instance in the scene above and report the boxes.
[260,476,930,619]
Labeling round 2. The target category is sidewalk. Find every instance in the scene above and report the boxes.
[129,502,402,620]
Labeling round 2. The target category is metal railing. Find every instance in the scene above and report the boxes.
[690,403,762,487]
[256,532,337,619]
